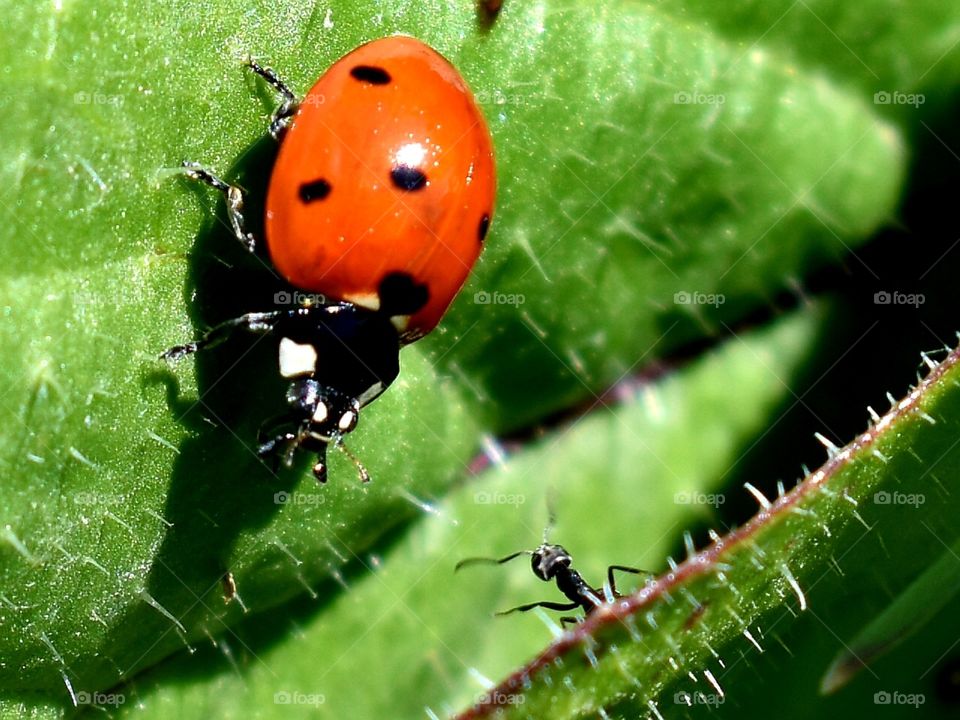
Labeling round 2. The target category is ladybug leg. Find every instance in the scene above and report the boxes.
[180,161,257,253]
[245,60,299,141]
[311,445,329,484]
[332,440,371,483]
[161,310,285,361]
[255,419,304,472]
[256,434,300,477]
[255,432,295,472]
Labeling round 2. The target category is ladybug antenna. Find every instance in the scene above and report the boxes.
[455,550,532,573]
[334,438,370,484]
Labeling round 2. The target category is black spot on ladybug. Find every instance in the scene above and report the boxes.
[378,272,429,315]
[350,65,391,85]
[390,165,428,192]
[299,179,332,203]
[478,214,491,242]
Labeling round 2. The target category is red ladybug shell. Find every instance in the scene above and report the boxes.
[265,36,496,340]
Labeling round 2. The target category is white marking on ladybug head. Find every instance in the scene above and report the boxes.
[338,410,356,432]
[312,401,328,424]
[278,337,317,378]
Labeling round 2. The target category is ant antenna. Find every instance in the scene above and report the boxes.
[543,486,559,543]
[454,550,532,572]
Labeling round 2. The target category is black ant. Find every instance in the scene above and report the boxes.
[456,518,646,627]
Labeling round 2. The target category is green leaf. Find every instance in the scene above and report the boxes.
[820,536,960,695]
[103,293,831,718]
[670,0,960,106]
[2,0,957,716]
[464,339,960,719]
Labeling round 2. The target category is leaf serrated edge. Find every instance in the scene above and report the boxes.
[457,341,960,719]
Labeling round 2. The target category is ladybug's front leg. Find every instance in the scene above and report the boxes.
[161,310,285,361]
[256,416,336,483]
[179,161,257,253]
[310,444,330,484]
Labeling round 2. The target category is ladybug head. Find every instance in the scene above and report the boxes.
[286,378,361,439]
[531,543,572,581]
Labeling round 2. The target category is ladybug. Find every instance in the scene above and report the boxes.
[164,36,496,483]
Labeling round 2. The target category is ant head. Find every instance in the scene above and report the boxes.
[531,543,572,581]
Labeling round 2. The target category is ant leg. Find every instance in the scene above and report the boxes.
[496,600,580,617]
[560,616,580,628]
[161,311,285,361]
[607,565,647,595]
[245,60,299,140]
[179,162,258,253]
